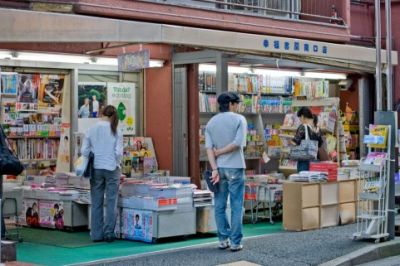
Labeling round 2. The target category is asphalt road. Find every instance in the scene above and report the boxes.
[85,224,377,266]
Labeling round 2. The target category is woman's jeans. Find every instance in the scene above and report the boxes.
[214,168,245,246]
[90,168,120,241]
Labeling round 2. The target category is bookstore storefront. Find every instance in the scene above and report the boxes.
[0,9,398,263]
[171,34,398,231]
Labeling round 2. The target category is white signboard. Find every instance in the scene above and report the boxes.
[107,82,136,135]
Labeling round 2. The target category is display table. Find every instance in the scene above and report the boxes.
[21,189,88,229]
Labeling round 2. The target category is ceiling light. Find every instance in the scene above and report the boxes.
[0,50,164,68]
[199,64,346,80]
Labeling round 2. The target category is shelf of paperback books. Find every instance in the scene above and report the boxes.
[278,97,343,175]
[1,71,67,174]
[353,125,391,243]
[198,66,344,179]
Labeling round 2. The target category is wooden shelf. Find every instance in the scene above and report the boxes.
[0,93,17,97]
[260,112,287,116]
[7,136,60,139]
[20,159,57,162]
[233,91,292,97]
[291,98,339,107]
[199,90,217,94]
[238,112,258,116]
[280,126,297,131]
[280,126,331,133]
[245,156,262,160]
[200,112,217,115]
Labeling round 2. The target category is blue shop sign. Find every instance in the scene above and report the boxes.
[262,38,329,55]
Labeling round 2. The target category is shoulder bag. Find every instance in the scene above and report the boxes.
[290,125,318,161]
[0,126,24,176]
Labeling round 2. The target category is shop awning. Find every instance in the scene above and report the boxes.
[0,8,397,68]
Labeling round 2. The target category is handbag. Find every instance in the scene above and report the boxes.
[74,152,94,178]
[0,125,24,176]
[83,152,94,178]
[290,125,318,161]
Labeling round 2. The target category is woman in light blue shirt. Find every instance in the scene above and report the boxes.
[78,97,90,118]
[81,105,123,242]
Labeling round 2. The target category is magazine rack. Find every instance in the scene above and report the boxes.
[353,125,391,243]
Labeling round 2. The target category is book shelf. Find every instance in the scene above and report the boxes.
[197,64,345,182]
[0,71,66,174]
[198,69,293,178]
[278,97,343,175]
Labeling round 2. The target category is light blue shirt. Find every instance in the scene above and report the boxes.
[81,120,123,171]
[78,105,90,118]
[205,112,247,169]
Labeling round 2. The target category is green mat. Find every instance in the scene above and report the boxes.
[10,227,102,248]
[15,222,282,266]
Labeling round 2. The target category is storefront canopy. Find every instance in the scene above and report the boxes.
[0,8,397,69]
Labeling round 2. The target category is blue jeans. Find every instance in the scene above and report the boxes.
[90,168,120,241]
[214,168,245,246]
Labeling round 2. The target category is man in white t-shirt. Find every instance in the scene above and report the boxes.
[92,95,99,118]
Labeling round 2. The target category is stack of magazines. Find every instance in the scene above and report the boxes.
[289,171,328,183]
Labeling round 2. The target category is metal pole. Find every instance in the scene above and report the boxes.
[385,0,396,241]
[375,0,382,111]
[386,0,393,110]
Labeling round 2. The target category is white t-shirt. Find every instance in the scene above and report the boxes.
[92,100,99,112]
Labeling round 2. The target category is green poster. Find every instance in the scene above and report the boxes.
[107,83,136,135]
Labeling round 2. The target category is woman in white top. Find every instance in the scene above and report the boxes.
[81,105,123,242]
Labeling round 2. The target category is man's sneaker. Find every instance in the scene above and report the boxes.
[218,239,230,249]
[230,244,243,252]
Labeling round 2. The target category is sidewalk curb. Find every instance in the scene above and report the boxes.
[319,239,400,266]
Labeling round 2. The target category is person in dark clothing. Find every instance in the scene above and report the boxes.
[291,107,323,172]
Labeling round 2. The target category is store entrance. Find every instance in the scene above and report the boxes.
[172,50,374,188]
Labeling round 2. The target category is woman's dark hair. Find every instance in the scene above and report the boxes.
[102,105,119,135]
[313,114,318,127]
[297,107,313,119]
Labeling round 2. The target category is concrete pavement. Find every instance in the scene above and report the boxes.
[79,224,400,266]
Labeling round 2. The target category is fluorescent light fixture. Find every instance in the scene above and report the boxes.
[199,64,216,72]
[0,50,164,68]
[199,64,346,80]
[149,60,164,68]
[303,72,347,80]
[253,68,301,77]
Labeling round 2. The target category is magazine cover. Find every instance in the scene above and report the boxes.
[369,124,389,149]
[22,199,39,227]
[38,74,64,111]
[77,82,107,118]
[39,201,64,229]
[17,74,40,103]
[121,208,153,242]
[1,72,18,95]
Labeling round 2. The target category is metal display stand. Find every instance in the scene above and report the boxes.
[353,125,391,243]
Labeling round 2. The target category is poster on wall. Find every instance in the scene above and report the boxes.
[38,74,64,112]
[22,199,39,227]
[77,82,107,119]
[57,123,71,167]
[107,82,136,135]
[0,72,18,95]
[39,201,64,229]
[120,208,153,242]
